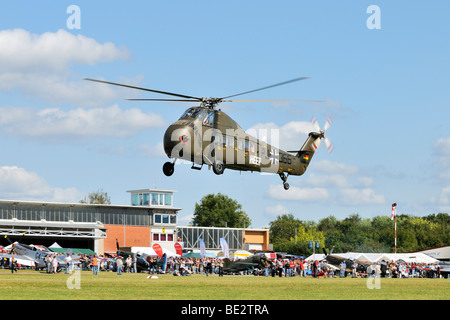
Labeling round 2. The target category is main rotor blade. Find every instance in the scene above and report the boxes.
[85,78,202,101]
[220,76,310,100]
[126,99,200,102]
[226,99,322,103]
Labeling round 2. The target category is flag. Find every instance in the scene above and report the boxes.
[391,203,397,220]
[198,238,206,258]
[220,238,229,259]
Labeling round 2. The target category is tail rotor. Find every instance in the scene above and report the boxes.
[311,116,333,154]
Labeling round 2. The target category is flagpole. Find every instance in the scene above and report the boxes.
[394,213,397,255]
[391,203,397,255]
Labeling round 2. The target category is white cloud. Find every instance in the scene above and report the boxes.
[432,137,450,181]
[266,184,330,202]
[265,204,290,218]
[138,142,166,158]
[266,158,385,206]
[338,188,385,206]
[434,138,450,156]
[305,173,352,188]
[0,29,132,106]
[312,160,359,175]
[0,166,83,202]
[0,29,129,73]
[0,105,165,140]
[247,121,314,150]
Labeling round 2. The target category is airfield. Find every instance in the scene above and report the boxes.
[1,270,448,300]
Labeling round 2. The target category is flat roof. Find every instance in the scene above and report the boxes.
[177,225,269,232]
[0,199,182,211]
[127,189,177,193]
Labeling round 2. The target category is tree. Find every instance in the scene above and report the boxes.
[80,189,111,204]
[191,193,251,228]
[269,214,304,244]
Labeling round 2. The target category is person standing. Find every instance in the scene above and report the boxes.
[64,253,72,274]
[10,255,18,273]
[91,255,98,275]
[132,255,137,273]
[116,256,123,275]
[218,259,224,277]
[126,255,132,273]
[51,254,58,274]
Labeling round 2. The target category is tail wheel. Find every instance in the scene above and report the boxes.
[212,161,224,175]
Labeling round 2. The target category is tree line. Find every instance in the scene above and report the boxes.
[269,213,450,256]
[191,193,449,256]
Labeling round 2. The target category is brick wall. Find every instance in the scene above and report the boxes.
[103,225,150,253]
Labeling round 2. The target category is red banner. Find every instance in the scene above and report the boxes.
[174,242,183,256]
[152,243,163,258]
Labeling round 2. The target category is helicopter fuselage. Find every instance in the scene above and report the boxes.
[163,106,320,189]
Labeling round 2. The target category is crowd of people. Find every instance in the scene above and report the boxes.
[1,250,447,279]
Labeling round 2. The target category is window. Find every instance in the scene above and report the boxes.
[179,108,194,120]
[226,137,234,148]
[151,193,159,205]
[152,233,174,242]
[164,194,172,206]
[203,111,215,126]
[153,213,177,225]
[132,194,139,206]
[214,135,222,147]
[143,193,150,205]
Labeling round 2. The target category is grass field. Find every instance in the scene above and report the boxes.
[0,269,449,300]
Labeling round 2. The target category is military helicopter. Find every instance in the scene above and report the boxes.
[85,77,332,190]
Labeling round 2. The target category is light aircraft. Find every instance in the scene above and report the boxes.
[0,235,80,271]
[85,77,332,190]
[222,254,272,274]
[115,239,167,273]
[321,246,368,275]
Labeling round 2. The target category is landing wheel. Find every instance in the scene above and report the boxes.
[212,161,224,175]
[163,162,174,176]
[279,172,290,190]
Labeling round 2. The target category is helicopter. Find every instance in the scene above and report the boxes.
[85,77,332,190]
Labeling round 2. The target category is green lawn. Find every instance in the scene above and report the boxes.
[0,270,448,300]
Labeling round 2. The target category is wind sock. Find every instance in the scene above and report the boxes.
[391,203,397,220]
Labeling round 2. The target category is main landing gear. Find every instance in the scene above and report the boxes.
[279,172,290,190]
[163,161,175,176]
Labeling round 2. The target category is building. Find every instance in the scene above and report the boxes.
[177,226,269,252]
[0,189,269,255]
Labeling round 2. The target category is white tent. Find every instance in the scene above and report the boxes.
[306,252,439,264]
[131,247,181,258]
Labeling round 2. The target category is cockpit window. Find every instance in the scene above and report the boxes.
[179,108,194,120]
[179,108,208,121]
[191,108,206,120]
[203,111,215,126]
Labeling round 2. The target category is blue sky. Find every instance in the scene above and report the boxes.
[0,1,449,228]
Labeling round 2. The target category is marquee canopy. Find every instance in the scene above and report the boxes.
[306,252,439,264]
